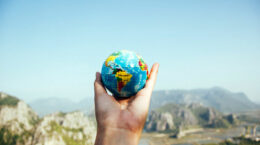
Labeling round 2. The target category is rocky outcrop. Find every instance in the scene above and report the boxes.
[0,92,38,145]
[177,108,197,126]
[206,108,219,124]
[145,111,174,132]
[224,114,238,124]
[145,103,236,133]
[32,112,96,145]
[0,101,38,133]
[0,92,96,145]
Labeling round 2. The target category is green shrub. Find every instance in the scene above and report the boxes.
[209,118,230,128]
[0,128,19,145]
[0,96,19,106]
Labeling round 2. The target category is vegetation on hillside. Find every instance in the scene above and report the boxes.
[0,127,18,145]
[0,126,34,145]
[0,95,19,106]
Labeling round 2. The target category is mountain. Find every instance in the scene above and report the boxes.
[32,111,96,145]
[0,92,39,145]
[145,103,238,137]
[29,87,258,116]
[151,87,259,113]
[0,92,96,145]
[29,97,94,117]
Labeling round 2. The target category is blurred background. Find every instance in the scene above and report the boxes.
[0,0,259,145]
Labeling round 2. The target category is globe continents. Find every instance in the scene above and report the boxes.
[101,50,149,98]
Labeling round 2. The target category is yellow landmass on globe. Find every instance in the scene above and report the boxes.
[115,71,132,92]
[105,55,118,66]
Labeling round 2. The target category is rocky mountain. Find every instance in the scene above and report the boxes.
[32,112,96,145]
[29,97,94,117]
[0,92,39,145]
[145,103,238,133]
[0,92,96,145]
[151,87,259,113]
[145,112,175,132]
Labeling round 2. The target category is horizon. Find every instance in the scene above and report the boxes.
[1,86,259,104]
[1,0,260,102]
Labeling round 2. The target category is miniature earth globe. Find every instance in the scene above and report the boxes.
[101,50,149,98]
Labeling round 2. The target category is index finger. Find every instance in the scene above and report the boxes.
[128,63,159,115]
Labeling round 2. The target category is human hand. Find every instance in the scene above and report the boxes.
[94,63,159,145]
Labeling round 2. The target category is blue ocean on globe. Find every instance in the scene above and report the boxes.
[101,50,149,97]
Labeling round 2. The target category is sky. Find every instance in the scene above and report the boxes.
[0,0,260,103]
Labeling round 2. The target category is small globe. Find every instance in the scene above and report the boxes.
[101,50,149,98]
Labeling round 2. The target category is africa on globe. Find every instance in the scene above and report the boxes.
[101,50,149,98]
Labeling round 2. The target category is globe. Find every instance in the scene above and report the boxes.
[101,50,149,98]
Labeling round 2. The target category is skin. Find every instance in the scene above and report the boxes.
[94,63,159,145]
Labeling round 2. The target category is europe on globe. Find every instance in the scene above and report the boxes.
[101,50,149,98]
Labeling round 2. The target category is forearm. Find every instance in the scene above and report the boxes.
[95,127,141,145]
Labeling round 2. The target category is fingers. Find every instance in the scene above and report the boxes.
[129,63,159,114]
[94,72,107,97]
[145,63,159,92]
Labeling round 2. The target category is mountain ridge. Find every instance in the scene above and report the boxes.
[27,87,259,116]
[150,87,259,113]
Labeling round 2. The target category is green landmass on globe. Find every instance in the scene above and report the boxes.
[101,50,149,97]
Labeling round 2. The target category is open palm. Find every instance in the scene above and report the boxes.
[94,63,159,135]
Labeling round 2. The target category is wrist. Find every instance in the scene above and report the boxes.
[95,126,141,145]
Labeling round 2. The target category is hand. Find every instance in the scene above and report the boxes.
[94,63,159,145]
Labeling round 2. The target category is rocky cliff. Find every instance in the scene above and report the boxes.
[32,112,96,145]
[0,92,38,145]
[0,92,96,145]
[145,103,238,133]
[145,111,174,132]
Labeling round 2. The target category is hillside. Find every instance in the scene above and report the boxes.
[145,103,238,136]
[150,87,259,113]
[0,92,39,145]
[0,92,96,145]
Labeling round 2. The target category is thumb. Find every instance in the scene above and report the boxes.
[94,72,118,110]
[94,72,107,97]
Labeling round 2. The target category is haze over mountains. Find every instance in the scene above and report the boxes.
[29,87,259,116]
[29,97,94,117]
[151,87,259,113]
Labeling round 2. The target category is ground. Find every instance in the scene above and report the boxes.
[139,126,247,145]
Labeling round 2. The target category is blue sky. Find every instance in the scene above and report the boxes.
[0,0,260,102]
